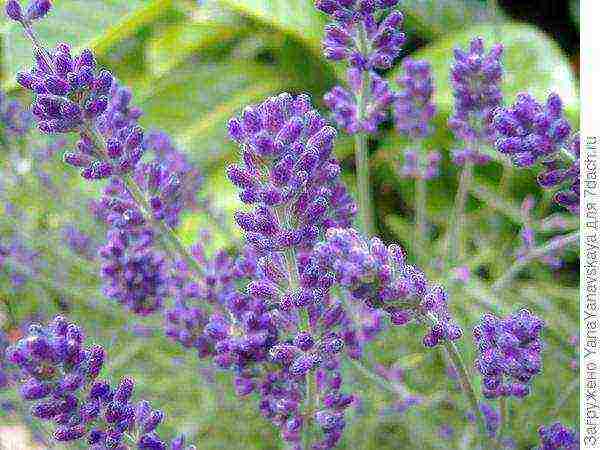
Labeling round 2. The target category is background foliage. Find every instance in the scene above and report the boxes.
[0,0,579,448]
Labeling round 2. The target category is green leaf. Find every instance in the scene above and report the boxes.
[395,22,579,112]
[217,0,325,55]
[1,0,176,89]
[145,4,249,78]
[136,58,288,168]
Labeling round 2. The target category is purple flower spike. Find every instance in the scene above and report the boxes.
[394,58,436,139]
[25,0,52,21]
[227,93,356,251]
[538,422,579,450]
[449,37,504,166]
[5,0,22,21]
[324,69,396,135]
[473,309,544,399]
[310,228,462,346]
[493,93,579,214]
[316,0,405,72]
[99,229,168,316]
[7,316,177,449]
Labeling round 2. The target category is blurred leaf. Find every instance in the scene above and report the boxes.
[136,58,288,168]
[2,0,175,89]
[217,0,324,55]
[146,3,248,78]
[394,23,579,112]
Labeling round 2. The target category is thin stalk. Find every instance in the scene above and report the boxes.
[447,161,473,265]
[422,313,486,436]
[444,339,486,436]
[354,25,375,237]
[414,142,427,259]
[492,231,580,292]
[498,397,508,443]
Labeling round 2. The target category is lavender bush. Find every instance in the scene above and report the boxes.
[0,1,579,449]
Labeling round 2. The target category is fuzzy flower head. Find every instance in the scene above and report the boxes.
[15,34,146,181]
[227,93,356,252]
[324,69,396,135]
[5,0,52,23]
[394,58,436,139]
[5,316,189,449]
[473,309,544,399]
[99,229,168,316]
[316,0,405,71]
[310,228,463,347]
[493,93,578,213]
[448,37,503,165]
[538,422,579,450]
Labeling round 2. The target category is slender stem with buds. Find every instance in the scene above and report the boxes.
[275,205,316,450]
[492,231,580,292]
[354,25,375,237]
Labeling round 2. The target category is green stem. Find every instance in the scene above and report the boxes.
[492,231,580,292]
[415,144,427,259]
[354,25,375,238]
[444,339,486,437]
[421,313,486,436]
[447,161,473,265]
[498,397,508,442]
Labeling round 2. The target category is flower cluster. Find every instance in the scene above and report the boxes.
[473,309,544,399]
[144,130,204,213]
[448,37,503,166]
[5,316,194,449]
[493,94,579,213]
[316,0,403,136]
[99,229,168,316]
[5,0,51,23]
[324,69,396,135]
[227,93,356,251]
[9,1,150,183]
[310,228,463,347]
[537,422,579,450]
[316,0,405,71]
[392,58,441,179]
[394,59,436,139]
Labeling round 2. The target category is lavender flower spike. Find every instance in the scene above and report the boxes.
[473,309,544,399]
[324,68,396,135]
[316,0,405,72]
[492,93,579,213]
[310,228,463,347]
[5,316,189,449]
[538,422,579,450]
[449,37,504,166]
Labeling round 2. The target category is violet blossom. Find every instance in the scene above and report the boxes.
[448,37,504,166]
[473,309,544,399]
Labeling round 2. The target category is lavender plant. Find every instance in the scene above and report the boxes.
[317,0,405,236]
[5,315,195,449]
[0,0,580,449]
